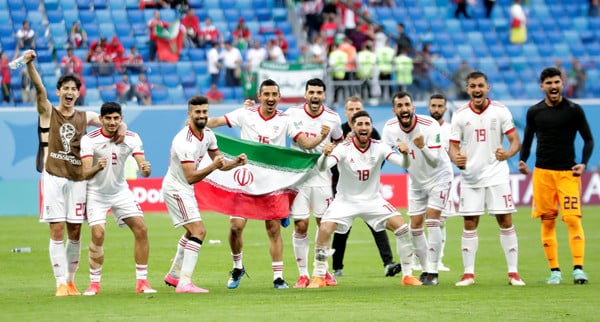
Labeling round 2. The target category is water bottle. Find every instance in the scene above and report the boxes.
[8,55,25,70]
[208,239,221,245]
[11,247,31,253]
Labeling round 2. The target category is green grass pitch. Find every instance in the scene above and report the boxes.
[1,207,598,321]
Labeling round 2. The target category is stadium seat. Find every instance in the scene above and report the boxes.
[100,89,117,102]
[183,87,197,100]
[180,74,196,88]
[98,23,116,38]
[77,0,91,10]
[272,8,288,21]
[163,74,180,87]
[151,88,170,104]
[97,75,115,87]
[168,87,185,104]
[93,0,107,10]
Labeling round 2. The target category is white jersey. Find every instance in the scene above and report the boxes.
[326,138,401,201]
[81,129,144,194]
[163,126,218,193]
[450,99,516,188]
[224,106,300,147]
[382,115,453,189]
[285,104,343,186]
[439,120,451,152]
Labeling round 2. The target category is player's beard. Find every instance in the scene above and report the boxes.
[194,118,207,129]
[430,112,442,121]
[397,112,413,129]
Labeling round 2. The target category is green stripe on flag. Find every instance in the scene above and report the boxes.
[214,132,320,172]
[155,20,180,40]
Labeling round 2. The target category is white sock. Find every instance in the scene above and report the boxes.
[232,252,243,269]
[136,264,148,280]
[272,261,284,280]
[66,239,81,282]
[411,228,429,271]
[179,239,201,286]
[293,231,309,276]
[461,229,478,275]
[49,239,67,286]
[89,268,102,283]
[426,219,442,273]
[394,225,414,277]
[168,235,188,278]
[439,217,447,263]
[500,225,519,273]
[312,247,330,278]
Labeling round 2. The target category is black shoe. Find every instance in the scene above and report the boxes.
[227,267,247,289]
[384,262,402,277]
[419,272,428,283]
[273,277,289,289]
[422,273,439,286]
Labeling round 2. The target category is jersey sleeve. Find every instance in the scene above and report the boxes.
[207,130,219,151]
[381,123,395,147]
[80,135,93,158]
[426,122,442,149]
[449,114,462,143]
[130,133,145,156]
[500,107,516,134]
[224,108,245,128]
[173,137,195,163]
[330,115,344,141]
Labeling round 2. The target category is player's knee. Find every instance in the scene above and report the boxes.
[188,236,204,245]
[562,215,582,229]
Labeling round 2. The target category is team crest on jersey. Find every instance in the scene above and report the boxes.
[234,168,254,186]
[273,126,280,133]
[435,133,440,143]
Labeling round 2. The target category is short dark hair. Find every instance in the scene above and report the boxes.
[188,95,209,107]
[540,67,562,83]
[56,74,81,90]
[351,110,371,124]
[429,93,446,102]
[466,71,488,83]
[100,102,122,116]
[305,78,326,92]
[259,79,280,93]
[392,91,413,103]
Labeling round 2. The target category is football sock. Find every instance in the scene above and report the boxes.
[272,261,284,280]
[292,231,309,276]
[312,247,329,278]
[393,224,413,277]
[425,219,442,273]
[168,235,188,278]
[88,242,104,283]
[541,217,559,269]
[232,252,243,269]
[461,229,478,275]
[179,239,201,286]
[439,217,447,262]
[50,239,67,286]
[411,227,428,270]
[66,239,81,282]
[500,225,519,273]
[563,215,585,267]
[136,264,148,280]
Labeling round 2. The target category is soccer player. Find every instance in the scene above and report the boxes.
[307,110,421,288]
[449,71,525,286]
[518,67,594,285]
[80,102,156,295]
[207,79,330,289]
[284,78,344,288]
[428,93,455,272]
[382,91,454,286]
[162,95,247,293]
[25,50,126,296]
[330,96,402,278]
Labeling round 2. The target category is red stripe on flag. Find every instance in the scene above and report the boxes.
[195,181,297,220]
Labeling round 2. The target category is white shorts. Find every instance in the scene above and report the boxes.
[163,188,202,228]
[87,190,143,227]
[406,180,452,216]
[40,171,87,224]
[290,185,333,220]
[321,196,399,234]
[458,183,516,216]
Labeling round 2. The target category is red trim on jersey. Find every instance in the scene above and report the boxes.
[100,128,114,138]
[401,115,418,133]
[132,152,144,156]
[180,160,194,164]
[427,145,441,149]
[505,127,516,135]
[292,132,302,143]
[81,154,93,159]
[352,137,371,153]
[303,103,325,118]
[257,106,279,121]
[449,139,461,144]
[188,125,204,141]
[384,152,395,160]
[468,98,491,114]
[224,114,232,128]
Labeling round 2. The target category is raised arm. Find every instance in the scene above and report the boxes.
[207,116,228,128]
[295,124,331,150]
[23,50,51,118]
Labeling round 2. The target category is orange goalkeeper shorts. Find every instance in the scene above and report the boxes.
[531,167,582,219]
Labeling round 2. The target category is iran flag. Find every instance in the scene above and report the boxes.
[195,133,320,220]
[155,19,184,62]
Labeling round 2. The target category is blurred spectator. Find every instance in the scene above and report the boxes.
[199,17,222,48]
[20,68,35,103]
[181,7,200,48]
[451,60,474,100]
[75,77,86,106]
[88,43,113,76]
[1,53,10,103]
[124,45,146,74]
[376,38,395,98]
[139,0,169,9]
[337,36,357,81]
[147,10,168,61]
[454,0,471,19]
[309,34,327,64]
[99,73,134,104]
[394,48,413,92]
[68,22,88,49]
[411,43,435,100]
[328,39,349,104]
[232,18,252,51]
[206,83,224,104]
[207,42,221,86]
[320,14,339,49]
[590,0,600,16]
[356,41,376,99]
[166,0,188,11]
[134,73,164,106]
[373,26,388,51]
[348,14,374,54]
[554,59,568,89]
[301,0,324,42]
[274,30,289,57]
[567,58,587,98]
[297,45,315,63]
[395,23,413,56]
[266,38,286,63]
[338,1,361,34]
[246,39,267,72]
[509,0,527,44]
[222,40,243,87]
[105,36,126,72]
[369,0,395,6]
[60,47,84,75]
[15,21,36,58]
[484,0,496,18]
